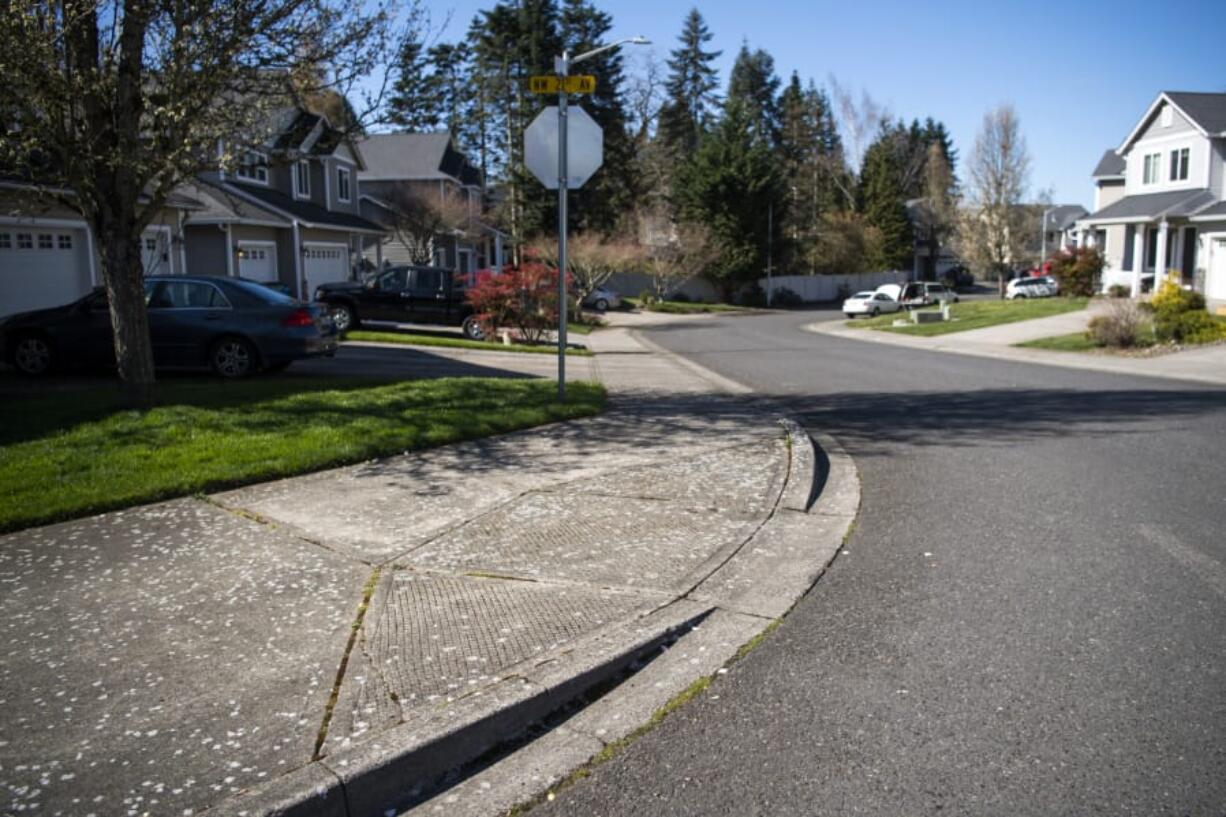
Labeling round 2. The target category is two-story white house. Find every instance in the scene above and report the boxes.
[1078,91,1226,310]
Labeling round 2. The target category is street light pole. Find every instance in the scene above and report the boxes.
[552,36,648,402]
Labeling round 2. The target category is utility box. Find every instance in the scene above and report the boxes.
[912,310,945,324]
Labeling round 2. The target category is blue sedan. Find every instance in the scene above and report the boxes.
[1,276,337,378]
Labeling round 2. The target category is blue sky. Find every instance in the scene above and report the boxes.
[425,0,1226,207]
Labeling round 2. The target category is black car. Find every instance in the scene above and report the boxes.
[1,275,337,378]
[315,265,484,339]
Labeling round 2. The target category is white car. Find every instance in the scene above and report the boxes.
[843,290,902,318]
[1005,277,1055,299]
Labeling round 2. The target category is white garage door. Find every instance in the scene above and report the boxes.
[1210,238,1226,302]
[0,226,92,318]
[237,242,278,282]
[303,244,349,293]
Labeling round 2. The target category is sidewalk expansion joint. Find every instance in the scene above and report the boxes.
[313,566,382,762]
[198,495,372,566]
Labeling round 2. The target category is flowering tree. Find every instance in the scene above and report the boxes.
[0,1,409,405]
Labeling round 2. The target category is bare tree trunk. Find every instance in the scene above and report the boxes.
[98,222,156,407]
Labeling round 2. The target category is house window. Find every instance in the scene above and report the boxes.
[1169,148,1189,181]
[0,233,10,249]
[16,233,32,249]
[294,160,311,198]
[1142,153,1162,185]
[57,233,72,249]
[337,167,351,202]
[38,233,53,249]
[236,150,269,184]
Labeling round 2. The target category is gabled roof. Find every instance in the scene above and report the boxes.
[179,180,291,226]
[223,181,385,233]
[1044,205,1088,231]
[1119,91,1226,152]
[356,132,481,186]
[1092,150,1125,179]
[1083,189,1215,223]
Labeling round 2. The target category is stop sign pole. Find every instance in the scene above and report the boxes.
[542,37,648,401]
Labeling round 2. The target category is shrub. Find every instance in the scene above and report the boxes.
[637,289,658,306]
[1086,300,1150,348]
[466,263,564,344]
[1048,247,1104,297]
[769,286,803,307]
[1107,284,1131,298]
[1150,280,1205,318]
[1155,310,1223,344]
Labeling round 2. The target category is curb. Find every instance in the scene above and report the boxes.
[804,319,1226,387]
[209,327,860,817]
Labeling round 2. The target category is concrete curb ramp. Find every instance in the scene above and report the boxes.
[209,424,860,817]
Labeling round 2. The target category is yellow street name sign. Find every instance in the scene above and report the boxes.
[528,75,597,94]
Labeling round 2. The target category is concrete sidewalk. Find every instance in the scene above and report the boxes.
[0,321,854,817]
[810,305,1226,386]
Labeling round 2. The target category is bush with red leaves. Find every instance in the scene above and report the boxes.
[465,263,569,344]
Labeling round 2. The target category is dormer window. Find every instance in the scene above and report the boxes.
[337,166,351,202]
[237,150,269,184]
[294,160,311,198]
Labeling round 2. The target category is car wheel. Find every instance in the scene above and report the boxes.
[593,298,609,312]
[330,303,356,333]
[210,336,258,378]
[870,307,880,317]
[461,315,485,341]
[11,333,55,376]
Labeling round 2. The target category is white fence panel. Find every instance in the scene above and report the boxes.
[759,271,910,303]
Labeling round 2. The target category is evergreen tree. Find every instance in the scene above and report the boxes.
[859,136,914,271]
[726,43,780,145]
[427,43,471,144]
[386,36,440,131]
[561,0,636,233]
[658,8,721,156]
[673,100,786,298]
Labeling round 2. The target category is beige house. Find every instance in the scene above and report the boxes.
[1078,91,1226,309]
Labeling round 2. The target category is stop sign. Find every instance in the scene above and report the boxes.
[524,105,603,190]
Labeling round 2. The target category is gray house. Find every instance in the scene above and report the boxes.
[183,107,385,299]
[1077,91,1226,308]
[356,132,505,275]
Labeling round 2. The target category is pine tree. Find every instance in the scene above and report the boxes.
[673,100,785,298]
[726,43,780,145]
[859,137,914,271]
[427,43,471,145]
[658,8,721,157]
[386,36,440,131]
[560,0,635,233]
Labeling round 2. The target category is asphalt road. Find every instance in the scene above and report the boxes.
[535,308,1226,816]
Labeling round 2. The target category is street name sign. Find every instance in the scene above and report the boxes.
[527,75,597,94]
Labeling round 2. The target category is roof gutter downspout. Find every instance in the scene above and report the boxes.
[292,220,304,299]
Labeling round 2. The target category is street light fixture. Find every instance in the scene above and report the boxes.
[552,36,650,401]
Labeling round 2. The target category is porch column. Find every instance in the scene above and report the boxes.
[1131,227,1145,298]
[1155,220,1169,292]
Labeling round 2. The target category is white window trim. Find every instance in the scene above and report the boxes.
[236,150,270,185]
[337,166,352,203]
[294,160,311,200]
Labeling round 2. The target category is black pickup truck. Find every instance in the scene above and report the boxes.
[314,265,484,339]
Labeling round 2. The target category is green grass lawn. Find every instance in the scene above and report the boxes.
[625,297,750,314]
[345,329,592,356]
[848,297,1089,336]
[0,377,606,533]
[1015,332,1102,352]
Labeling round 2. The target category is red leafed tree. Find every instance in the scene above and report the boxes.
[466,264,568,344]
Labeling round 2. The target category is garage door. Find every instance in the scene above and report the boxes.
[0,226,92,318]
[303,244,349,293]
[237,242,278,282]
[1210,238,1226,302]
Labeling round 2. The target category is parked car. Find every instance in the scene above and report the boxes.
[1005,277,1055,299]
[314,265,483,339]
[875,281,958,309]
[843,290,903,318]
[581,285,621,312]
[1,276,337,378]
[1038,275,1060,295]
